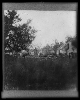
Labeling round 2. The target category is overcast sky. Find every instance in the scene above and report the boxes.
[7,10,76,48]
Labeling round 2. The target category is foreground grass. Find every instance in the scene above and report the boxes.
[4,54,78,90]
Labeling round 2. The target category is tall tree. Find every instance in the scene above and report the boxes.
[4,10,37,56]
[4,10,22,54]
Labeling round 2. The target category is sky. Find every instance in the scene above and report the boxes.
[8,10,77,48]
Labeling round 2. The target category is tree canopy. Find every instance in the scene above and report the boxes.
[4,10,37,56]
[65,35,77,48]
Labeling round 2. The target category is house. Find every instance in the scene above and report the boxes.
[56,43,69,55]
[67,42,77,57]
[29,48,39,56]
[56,41,77,57]
[29,49,34,56]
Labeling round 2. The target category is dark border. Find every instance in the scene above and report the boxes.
[2,2,78,98]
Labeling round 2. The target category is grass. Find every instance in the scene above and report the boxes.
[4,54,78,90]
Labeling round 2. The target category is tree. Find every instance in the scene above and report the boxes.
[65,36,73,43]
[53,40,60,53]
[17,22,37,53]
[72,35,77,48]
[4,10,37,56]
[4,10,22,54]
[65,35,77,48]
[4,10,21,39]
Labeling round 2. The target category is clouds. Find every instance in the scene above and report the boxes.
[16,10,76,48]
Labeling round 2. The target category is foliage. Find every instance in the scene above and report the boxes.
[65,36,73,43]
[66,35,77,48]
[42,44,51,54]
[72,35,77,48]
[4,10,37,55]
[4,10,21,39]
[53,40,60,53]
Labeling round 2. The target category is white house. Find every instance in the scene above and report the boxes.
[56,43,69,55]
[56,41,77,57]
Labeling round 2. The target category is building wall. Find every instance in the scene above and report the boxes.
[56,42,72,56]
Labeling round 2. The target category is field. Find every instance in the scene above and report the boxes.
[4,54,78,90]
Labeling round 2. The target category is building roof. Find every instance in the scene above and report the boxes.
[57,41,71,51]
